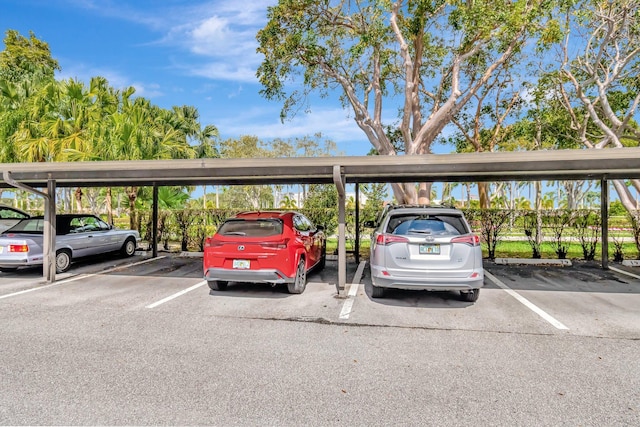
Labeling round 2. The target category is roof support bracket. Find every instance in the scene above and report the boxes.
[3,170,48,198]
[3,171,56,282]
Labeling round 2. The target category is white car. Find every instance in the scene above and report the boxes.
[0,205,30,234]
[367,205,484,302]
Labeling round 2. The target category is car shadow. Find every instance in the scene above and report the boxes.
[207,271,327,299]
[362,282,477,308]
[208,282,291,298]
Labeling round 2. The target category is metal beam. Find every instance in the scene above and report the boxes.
[152,184,159,258]
[4,149,640,188]
[333,165,346,294]
[355,183,360,264]
[45,179,56,282]
[601,179,609,269]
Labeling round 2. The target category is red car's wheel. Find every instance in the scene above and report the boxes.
[208,280,228,291]
[287,258,306,294]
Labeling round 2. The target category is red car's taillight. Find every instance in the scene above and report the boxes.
[451,235,480,246]
[261,238,289,249]
[375,234,409,246]
[8,244,29,252]
[204,237,223,248]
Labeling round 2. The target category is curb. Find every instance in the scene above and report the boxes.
[494,258,572,266]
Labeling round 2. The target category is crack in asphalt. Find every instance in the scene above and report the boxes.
[211,314,639,341]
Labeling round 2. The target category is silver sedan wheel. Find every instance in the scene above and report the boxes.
[122,238,136,257]
[55,250,71,273]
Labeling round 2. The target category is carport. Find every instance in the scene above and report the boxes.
[3,147,640,287]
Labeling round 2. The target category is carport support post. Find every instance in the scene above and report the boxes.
[152,184,158,258]
[601,178,609,269]
[333,166,346,294]
[355,183,360,264]
[44,179,57,282]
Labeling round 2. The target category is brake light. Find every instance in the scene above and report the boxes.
[8,244,29,252]
[451,235,480,246]
[261,239,289,249]
[376,234,409,246]
[204,237,223,248]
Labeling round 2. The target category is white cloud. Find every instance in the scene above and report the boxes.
[161,2,271,82]
[188,63,258,83]
[68,0,273,83]
[57,64,164,98]
[213,106,373,154]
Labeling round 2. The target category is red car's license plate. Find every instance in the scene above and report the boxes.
[233,259,250,269]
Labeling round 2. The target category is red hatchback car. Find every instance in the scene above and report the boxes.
[203,211,326,294]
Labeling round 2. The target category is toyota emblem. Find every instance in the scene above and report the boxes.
[238,245,245,251]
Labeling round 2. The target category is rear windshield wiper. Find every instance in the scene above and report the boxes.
[407,229,432,234]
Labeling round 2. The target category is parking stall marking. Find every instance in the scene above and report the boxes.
[0,256,165,301]
[146,280,207,309]
[609,265,640,280]
[339,260,367,320]
[484,270,569,331]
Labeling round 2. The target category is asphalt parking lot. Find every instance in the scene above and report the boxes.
[0,254,639,425]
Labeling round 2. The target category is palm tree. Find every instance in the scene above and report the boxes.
[280,194,297,209]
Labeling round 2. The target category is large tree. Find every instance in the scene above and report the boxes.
[257,0,558,204]
[0,30,59,83]
[550,0,640,213]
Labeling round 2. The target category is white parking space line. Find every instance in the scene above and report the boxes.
[0,256,165,301]
[609,265,640,280]
[339,261,367,320]
[484,270,569,331]
[146,280,207,309]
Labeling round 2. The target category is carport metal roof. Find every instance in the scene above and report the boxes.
[3,147,640,188]
[2,147,640,287]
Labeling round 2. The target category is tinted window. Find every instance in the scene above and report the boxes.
[293,215,313,232]
[68,216,111,233]
[4,218,44,233]
[387,214,468,235]
[218,219,283,237]
[0,207,28,220]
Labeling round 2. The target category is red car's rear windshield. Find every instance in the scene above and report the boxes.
[217,219,283,237]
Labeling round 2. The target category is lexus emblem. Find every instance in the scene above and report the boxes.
[238,245,245,251]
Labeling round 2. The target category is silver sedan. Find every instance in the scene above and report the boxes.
[0,214,140,273]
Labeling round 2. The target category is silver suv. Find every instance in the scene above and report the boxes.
[366,205,484,302]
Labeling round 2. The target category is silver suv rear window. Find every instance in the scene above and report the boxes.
[387,214,468,236]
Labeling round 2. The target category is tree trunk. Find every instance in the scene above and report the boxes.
[535,181,542,248]
[478,182,490,209]
[74,187,83,212]
[127,186,138,230]
[417,182,431,204]
[106,188,113,225]
[612,179,637,213]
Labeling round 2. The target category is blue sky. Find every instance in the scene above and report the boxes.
[1,0,374,156]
